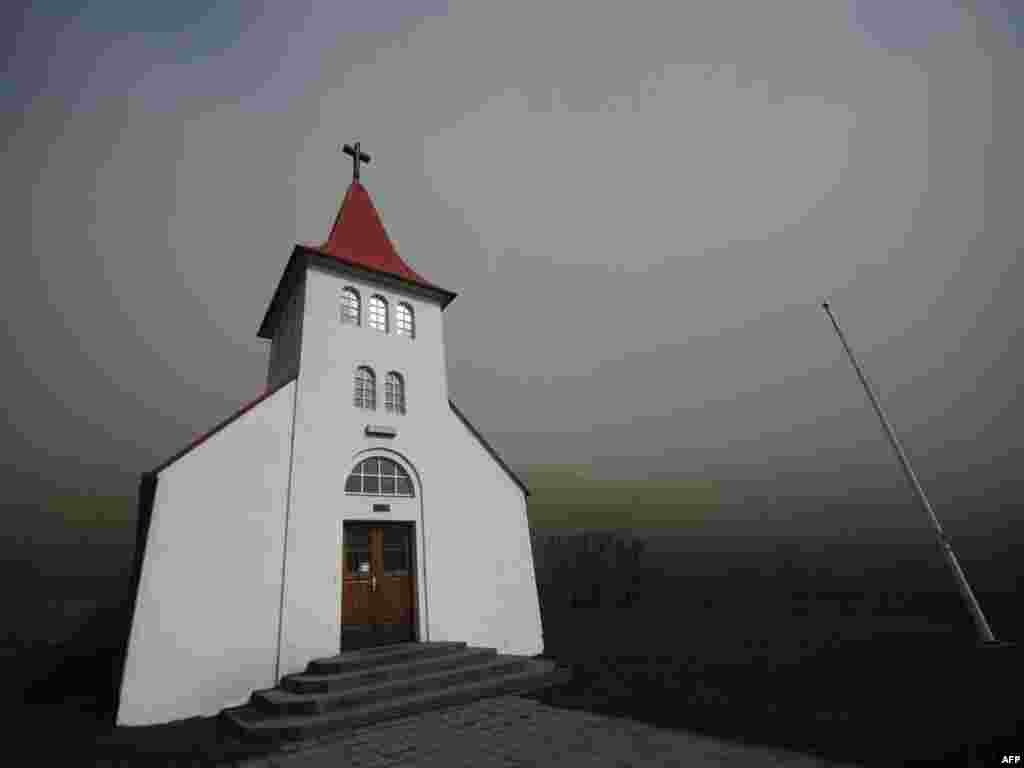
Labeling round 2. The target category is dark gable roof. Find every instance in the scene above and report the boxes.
[146,380,527,497]
[150,374,297,475]
[449,399,530,498]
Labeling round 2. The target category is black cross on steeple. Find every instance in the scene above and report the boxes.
[341,141,371,181]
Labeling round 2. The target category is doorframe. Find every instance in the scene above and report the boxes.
[340,518,420,650]
[341,449,430,648]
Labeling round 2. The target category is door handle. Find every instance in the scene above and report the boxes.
[371,575,377,592]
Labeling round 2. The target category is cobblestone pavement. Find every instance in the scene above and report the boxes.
[226,696,861,768]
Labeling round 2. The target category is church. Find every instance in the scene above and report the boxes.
[116,143,545,727]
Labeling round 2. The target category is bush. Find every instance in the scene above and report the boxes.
[530,529,647,610]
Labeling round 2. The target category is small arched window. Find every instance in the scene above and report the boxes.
[340,288,361,325]
[368,295,388,333]
[396,303,415,339]
[354,366,376,409]
[385,372,406,415]
[345,457,415,496]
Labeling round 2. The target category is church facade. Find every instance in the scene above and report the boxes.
[116,157,544,726]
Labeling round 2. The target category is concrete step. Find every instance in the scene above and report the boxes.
[253,654,529,715]
[221,658,570,744]
[305,641,467,676]
[282,646,499,694]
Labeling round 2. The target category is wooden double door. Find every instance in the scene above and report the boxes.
[341,522,416,650]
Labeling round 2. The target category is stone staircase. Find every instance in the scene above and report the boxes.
[219,641,570,743]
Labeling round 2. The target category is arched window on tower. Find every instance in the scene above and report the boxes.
[340,288,361,325]
[368,295,388,333]
[385,372,406,415]
[396,303,415,339]
[345,457,415,496]
[354,366,376,409]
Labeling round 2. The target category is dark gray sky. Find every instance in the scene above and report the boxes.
[3,1,1022,535]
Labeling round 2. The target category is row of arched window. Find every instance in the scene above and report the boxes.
[341,288,415,338]
[355,367,406,414]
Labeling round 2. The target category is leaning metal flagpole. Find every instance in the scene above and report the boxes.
[820,299,997,644]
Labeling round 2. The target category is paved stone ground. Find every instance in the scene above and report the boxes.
[226,696,862,768]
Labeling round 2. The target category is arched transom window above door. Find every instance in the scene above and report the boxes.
[345,457,415,496]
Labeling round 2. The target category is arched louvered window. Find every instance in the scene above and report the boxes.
[354,366,376,409]
[368,295,388,333]
[345,457,415,496]
[385,372,406,415]
[396,303,415,339]
[340,288,361,325]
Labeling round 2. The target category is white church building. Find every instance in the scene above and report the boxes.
[116,146,544,726]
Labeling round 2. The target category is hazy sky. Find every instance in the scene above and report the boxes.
[3,1,1022,534]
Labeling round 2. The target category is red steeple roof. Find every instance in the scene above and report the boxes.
[307,180,444,292]
[259,178,456,340]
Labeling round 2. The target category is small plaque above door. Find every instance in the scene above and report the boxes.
[365,425,397,438]
[372,503,391,513]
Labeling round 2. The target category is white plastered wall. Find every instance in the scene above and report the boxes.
[277,263,543,678]
[422,411,544,656]
[117,380,296,726]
